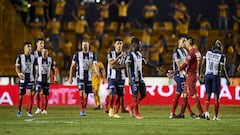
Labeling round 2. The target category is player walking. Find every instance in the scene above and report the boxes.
[15,42,35,117]
[200,40,230,120]
[108,39,126,118]
[125,37,162,119]
[35,47,56,114]
[68,40,99,116]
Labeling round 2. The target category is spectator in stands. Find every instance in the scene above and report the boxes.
[97,0,113,31]
[74,0,89,18]
[122,28,132,51]
[233,0,240,36]
[62,38,73,71]
[170,0,187,38]
[74,15,89,51]
[48,17,61,53]
[114,0,132,36]
[218,0,229,36]
[54,0,66,18]
[29,17,44,43]
[142,0,158,29]
[15,0,30,27]
[157,34,167,66]
[53,0,66,32]
[93,17,105,50]
[238,65,240,72]
[173,12,190,38]
[149,38,160,76]
[236,39,240,73]
[224,32,236,54]
[197,14,212,54]
[226,46,237,77]
[31,0,49,27]
[141,25,152,60]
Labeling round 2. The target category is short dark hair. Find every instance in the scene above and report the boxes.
[114,38,123,43]
[37,38,44,42]
[23,41,32,47]
[131,37,140,45]
[186,36,194,46]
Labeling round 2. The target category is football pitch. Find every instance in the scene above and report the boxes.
[0,105,240,135]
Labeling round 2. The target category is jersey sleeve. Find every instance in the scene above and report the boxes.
[220,54,226,65]
[108,52,114,61]
[51,58,56,68]
[72,52,78,64]
[15,55,20,66]
[125,52,132,63]
[173,49,180,62]
[93,53,97,64]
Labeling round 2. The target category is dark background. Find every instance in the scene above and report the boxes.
[62,0,236,29]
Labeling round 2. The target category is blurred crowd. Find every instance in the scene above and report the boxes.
[11,0,240,77]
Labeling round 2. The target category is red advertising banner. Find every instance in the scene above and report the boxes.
[0,84,240,106]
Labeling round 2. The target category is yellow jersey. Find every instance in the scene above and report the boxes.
[55,1,66,16]
[92,62,105,82]
[117,4,129,17]
[32,1,48,15]
[199,21,211,36]
[100,4,109,18]
[49,21,60,34]
[173,3,186,19]
[237,4,240,17]
[143,5,158,18]
[178,22,189,35]
[75,20,88,34]
[218,4,228,17]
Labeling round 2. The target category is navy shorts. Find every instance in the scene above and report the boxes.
[77,78,92,94]
[205,74,220,95]
[18,81,34,96]
[36,81,50,95]
[174,76,185,93]
[130,81,146,97]
[109,79,125,96]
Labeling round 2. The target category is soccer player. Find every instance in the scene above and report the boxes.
[33,38,45,114]
[108,39,127,118]
[35,47,56,114]
[125,37,163,119]
[200,40,230,120]
[169,37,196,119]
[68,40,99,116]
[92,61,106,110]
[15,42,35,117]
[171,37,204,119]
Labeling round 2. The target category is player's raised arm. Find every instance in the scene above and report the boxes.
[68,55,76,84]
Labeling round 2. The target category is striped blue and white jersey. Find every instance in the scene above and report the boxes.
[204,50,225,76]
[173,47,187,78]
[32,50,42,58]
[125,51,147,82]
[72,51,97,81]
[36,57,55,83]
[15,54,35,82]
[108,51,126,80]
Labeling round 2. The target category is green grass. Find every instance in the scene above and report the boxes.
[0,105,240,135]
